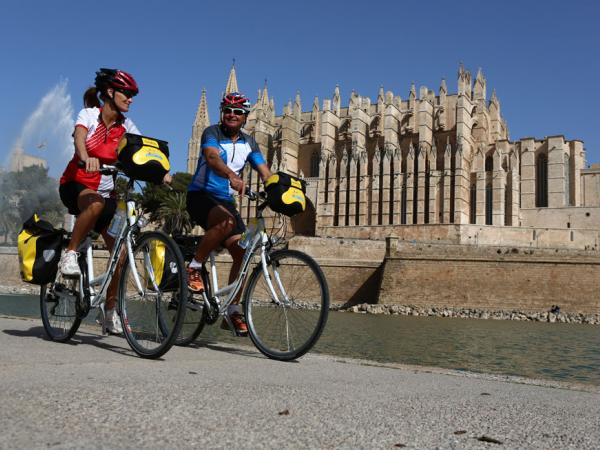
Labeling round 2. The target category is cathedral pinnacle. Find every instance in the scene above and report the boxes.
[225,60,239,94]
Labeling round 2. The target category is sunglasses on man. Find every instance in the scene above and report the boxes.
[222,107,247,116]
[116,89,137,99]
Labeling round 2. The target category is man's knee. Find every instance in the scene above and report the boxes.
[225,236,244,259]
[213,217,235,235]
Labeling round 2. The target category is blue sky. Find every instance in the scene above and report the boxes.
[1,0,599,178]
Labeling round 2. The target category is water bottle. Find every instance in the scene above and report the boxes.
[107,200,126,237]
[238,220,257,249]
[238,231,250,249]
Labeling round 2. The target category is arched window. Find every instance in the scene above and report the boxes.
[310,151,320,177]
[485,182,493,225]
[485,155,494,172]
[469,179,477,224]
[564,153,571,206]
[536,153,548,207]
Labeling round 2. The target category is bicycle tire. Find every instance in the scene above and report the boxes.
[40,273,82,342]
[243,249,329,361]
[172,292,206,346]
[118,231,188,359]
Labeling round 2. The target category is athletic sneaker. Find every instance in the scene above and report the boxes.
[59,250,80,277]
[186,267,204,292]
[221,312,248,336]
[104,308,123,335]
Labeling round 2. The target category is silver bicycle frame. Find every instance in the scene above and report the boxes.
[83,199,148,311]
[207,217,289,316]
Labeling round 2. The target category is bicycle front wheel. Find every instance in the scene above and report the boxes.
[243,249,329,361]
[40,274,82,342]
[118,231,187,359]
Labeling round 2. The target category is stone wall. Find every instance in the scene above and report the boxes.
[379,238,600,314]
[520,206,600,231]
[319,223,599,250]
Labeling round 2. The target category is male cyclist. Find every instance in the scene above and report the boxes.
[186,92,272,336]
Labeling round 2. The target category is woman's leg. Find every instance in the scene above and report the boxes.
[66,190,105,251]
[100,231,125,311]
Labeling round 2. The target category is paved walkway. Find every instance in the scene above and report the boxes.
[1,316,599,449]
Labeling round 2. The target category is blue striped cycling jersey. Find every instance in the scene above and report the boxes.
[188,124,266,201]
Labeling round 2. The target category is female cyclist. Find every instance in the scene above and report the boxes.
[58,68,141,334]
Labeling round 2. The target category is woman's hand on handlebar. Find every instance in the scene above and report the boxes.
[84,157,100,173]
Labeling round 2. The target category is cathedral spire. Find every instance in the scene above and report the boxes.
[261,79,269,106]
[225,59,239,94]
[187,87,210,174]
[193,88,210,134]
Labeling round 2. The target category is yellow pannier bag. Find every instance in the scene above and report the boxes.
[117,133,170,183]
[146,239,179,292]
[17,214,63,285]
[265,171,307,217]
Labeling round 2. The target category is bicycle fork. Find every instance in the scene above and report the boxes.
[261,251,290,306]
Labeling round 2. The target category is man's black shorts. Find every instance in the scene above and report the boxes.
[186,190,246,238]
[59,181,117,233]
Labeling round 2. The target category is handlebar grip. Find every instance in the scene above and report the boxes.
[245,188,257,201]
[76,159,119,175]
[245,187,267,201]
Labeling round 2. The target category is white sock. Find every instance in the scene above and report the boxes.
[189,258,202,269]
[228,304,242,315]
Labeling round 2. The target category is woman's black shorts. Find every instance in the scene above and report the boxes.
[186,190,246,238]
[59,181,116,233]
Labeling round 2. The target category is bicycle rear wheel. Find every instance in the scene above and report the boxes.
[40,273,82,342]
[118,231,187,359]
[244,249,329,361]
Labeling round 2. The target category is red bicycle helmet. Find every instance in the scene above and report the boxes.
[221,92,251,113]
[95,68,139,95]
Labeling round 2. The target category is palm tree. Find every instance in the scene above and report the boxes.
[155,191,192,235]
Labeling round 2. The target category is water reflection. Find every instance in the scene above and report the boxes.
[2,295,599,385]
[314,313,600,385]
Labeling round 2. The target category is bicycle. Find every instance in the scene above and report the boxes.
[40,163,188,359]
[172,188,329,361]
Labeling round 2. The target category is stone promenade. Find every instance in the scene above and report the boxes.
[1,316,599,449]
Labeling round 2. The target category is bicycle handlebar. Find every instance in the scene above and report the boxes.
[245,187,267,202]
[76,160,121,176]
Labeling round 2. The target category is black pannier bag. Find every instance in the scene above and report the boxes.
[172,234,202,263]
[17,214,64,285]
[117,133,170,183]
[264,171,307,217]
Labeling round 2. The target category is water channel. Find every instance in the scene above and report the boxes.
[2,294,599,386]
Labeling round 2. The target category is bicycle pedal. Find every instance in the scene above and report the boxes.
[167,300,179,311]
[61,272,80,279]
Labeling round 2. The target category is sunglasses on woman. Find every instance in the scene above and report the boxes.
[222,107,246,116]
[116,89,137,99]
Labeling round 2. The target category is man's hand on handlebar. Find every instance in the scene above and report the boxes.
[228,172,245,197]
